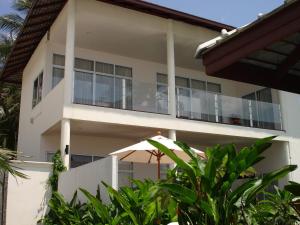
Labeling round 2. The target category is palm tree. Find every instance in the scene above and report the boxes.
[0,1,33,179]
[0,0,33,42]
[0,0,33,151]
[0,83,20,150]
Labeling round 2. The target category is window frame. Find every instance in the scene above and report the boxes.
[156,73,222,118]
[72,56,133,109]
[52,54,65,88]
[32,71,43,108]
[46,152,104,168]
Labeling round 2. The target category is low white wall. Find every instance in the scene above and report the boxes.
[58,156,118,203]
[5,161,52,225]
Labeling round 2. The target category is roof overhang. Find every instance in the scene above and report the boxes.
[0,0,234,84]
[196,0,300,94]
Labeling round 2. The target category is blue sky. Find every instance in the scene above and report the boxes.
[0,0,284,27]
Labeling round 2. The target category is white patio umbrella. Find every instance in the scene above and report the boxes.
[110,135,204,179]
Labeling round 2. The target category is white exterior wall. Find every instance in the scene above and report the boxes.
[58,156,118,203]
[278,91,300,181]
[5,161,52,225]
[18,35,64,161]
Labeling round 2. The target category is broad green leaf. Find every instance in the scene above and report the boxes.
[148,139,197,185]
[244,165,297,205]
[159,183,197,204]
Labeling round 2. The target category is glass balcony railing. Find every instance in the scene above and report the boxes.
[176,89,283,130]
[73,79,283,130]
[73,79,168,114]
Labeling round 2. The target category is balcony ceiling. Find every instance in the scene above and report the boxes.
[0,0,233,84]
[50,0,217,71]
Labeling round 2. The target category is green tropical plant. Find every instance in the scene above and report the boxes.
[103,179,177,225]
[285,181,300,217]
[42,191,86,225]
[243,187,300,225]
[148,136,297,225]
[41,137,298,225]
[48,150,66,192]
[42,179,175,225]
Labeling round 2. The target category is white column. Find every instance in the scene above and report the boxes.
[61,119,71,169]
[167,19,176,117]
[168,129,176,141]
[63,0,76,105]
[61,0,75,169]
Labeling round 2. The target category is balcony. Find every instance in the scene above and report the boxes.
[72,76,283,131]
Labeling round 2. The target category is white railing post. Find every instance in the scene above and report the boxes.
[249,100,254,127]
[214,94,219,122]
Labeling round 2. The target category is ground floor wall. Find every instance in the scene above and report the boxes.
[5,161,52,225]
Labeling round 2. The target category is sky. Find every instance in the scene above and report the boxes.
[0,0,284,27]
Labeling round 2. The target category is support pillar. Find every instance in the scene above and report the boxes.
[61,0,75,169]
[60,119,71,169]
[63,0,76,105]
[167,20,177,142]
[167,19,176,118]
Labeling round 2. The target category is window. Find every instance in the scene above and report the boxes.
[156,73,168,114]
[75,58,94,71]
[32,72,43,108]
[52,54,133,110]
[242,88,275,129]
[118,161,133,187]
[76,59,133,110]
[46,152,103,168]
[52,54,65,88]
[156,73,221,120]
[74,71,93,105]
[176,76,191,118]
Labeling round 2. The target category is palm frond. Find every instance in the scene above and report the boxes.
[0,148,28,180]
[12,0,33,14]
[0,13,24,35]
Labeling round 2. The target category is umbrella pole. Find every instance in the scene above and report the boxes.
[157,154,161,180]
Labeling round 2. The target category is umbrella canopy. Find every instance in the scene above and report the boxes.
[110,135,204,164]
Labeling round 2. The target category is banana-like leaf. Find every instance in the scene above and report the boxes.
[80,188,111,222]
[159,183,197,204]
[285,181,300,196]
[102,182,139,225]
[244,165,297,205]
[148,139,197,185]
[175,141,206,175]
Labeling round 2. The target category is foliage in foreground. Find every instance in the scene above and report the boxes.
[41,180,176,225]
[0,148,27,180]
[41,137,299,225]
[149,136,297,225]
[48,151,66,192]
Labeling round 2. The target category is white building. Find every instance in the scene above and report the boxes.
[1,0,299,186]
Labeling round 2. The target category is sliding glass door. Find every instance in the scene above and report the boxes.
[95,74,114,107]
[74,71,93,105]
[73,58,133,110]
